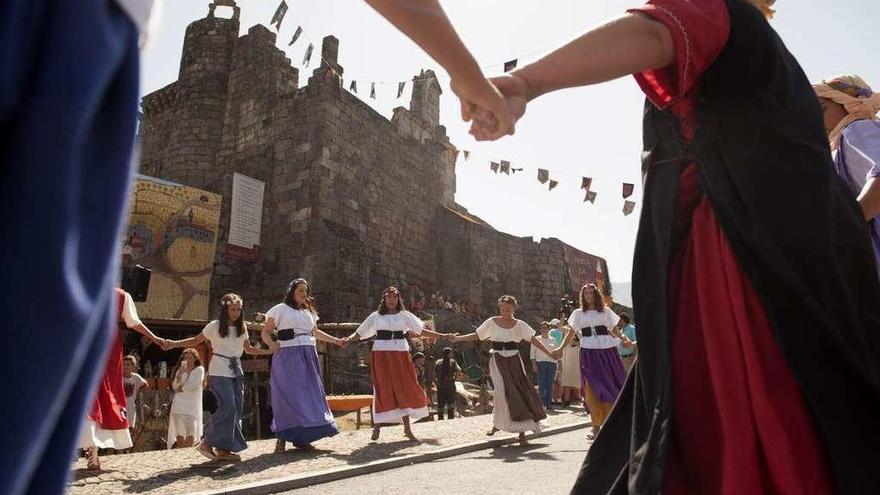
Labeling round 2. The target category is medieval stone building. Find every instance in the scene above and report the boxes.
[138,1,611,324]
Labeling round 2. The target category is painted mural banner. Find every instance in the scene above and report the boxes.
[123,175,222,320]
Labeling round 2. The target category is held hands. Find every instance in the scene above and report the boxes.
[453,74,529,142]
[337,337,351,348]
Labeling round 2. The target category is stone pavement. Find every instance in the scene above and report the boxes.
[70,407,589,495]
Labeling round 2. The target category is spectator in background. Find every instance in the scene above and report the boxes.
[122,355,148,435]
[531,322,560,411]
[618,314,638,372]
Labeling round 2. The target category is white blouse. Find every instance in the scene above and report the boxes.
[170,366,204,416]
[355,311,425,352]
[475,318,536,358]
[266,303,319,348]
[567,308,621,350]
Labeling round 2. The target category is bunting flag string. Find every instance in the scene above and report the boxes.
[504,59,518,72]
[622,182,634,199]
[490,162,500,173]
[512,167,523,174]
[302,43,314,66]
[397,82,406,98]
[581,177,593,191]
[537,169,549,184]
[271,0,288,31]
[288,26,302,46]
[370,82,376,99]
[500,160,510,175]
[549,180,559,191]
[623,200,636,216]
[585,190,598,203]
[349,80,358,93]
[463,151,470,161]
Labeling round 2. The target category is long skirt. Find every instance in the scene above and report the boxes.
[664,193,835,494]
[488,353,546,433]
[560,344,582,389]
[80,333,132,450]
[271,345,339,447]
[1,2,139,493]
[371,351,429,424]
[204,376,247,452]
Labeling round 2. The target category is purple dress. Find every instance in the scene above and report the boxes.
[265,304,339,447]
[834,119,880,272]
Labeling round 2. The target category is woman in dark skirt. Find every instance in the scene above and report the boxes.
[452,295,558,446]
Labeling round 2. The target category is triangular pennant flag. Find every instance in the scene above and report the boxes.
[302,43,314,67]
[549,180,559,191]
[490,162,500,173]
[585,190,598,203]
[271,0,288,30]
[463,150,470,161]
[623,200,636,216]
[453,150,460,161]
[581,177,593,191]
[288,26,303,46]
[504,59,518,72]
[537,169,549,184]
[397,82,406,98]
[623,182,635,199]
[370,82,376,99]
[500,160,510,175]
[350,80,358,93]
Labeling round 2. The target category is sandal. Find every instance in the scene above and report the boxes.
[216,450,242,462]
[371,426,380,441]
[485,427,499,436]
[518,433,529,446]
[404,430,418,442]
[196,441,217,461]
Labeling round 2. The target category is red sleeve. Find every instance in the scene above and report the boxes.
[627,0,730,108]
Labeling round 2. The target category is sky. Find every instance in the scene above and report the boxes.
[141,0,880,293]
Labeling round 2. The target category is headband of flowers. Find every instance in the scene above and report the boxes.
[382,287,400,296]
[222,296,243,306]
[287,278,308,293]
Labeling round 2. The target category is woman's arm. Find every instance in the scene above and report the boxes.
[511,13,674,102]
[529,336,557,359]
[165,333,207,350]
[243,338,274,356]
[314,326,342,346]
[261,317,278,349]
[451,332,480,343]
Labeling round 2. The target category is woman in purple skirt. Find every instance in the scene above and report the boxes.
[561,284,631,440]
[261,279,343,452]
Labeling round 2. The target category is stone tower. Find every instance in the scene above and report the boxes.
[410,69,442,126]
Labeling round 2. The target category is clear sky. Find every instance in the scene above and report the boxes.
[141,0,880,292]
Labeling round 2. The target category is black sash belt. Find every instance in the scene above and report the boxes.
[277,329,310,341]
[377,330,405,340]
[582,325,610,336]
[491,341,519,351]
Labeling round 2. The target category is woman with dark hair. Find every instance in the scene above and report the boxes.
[559,284,630,439]
[165,293,272,461]
[434,347,462,420]
[167,348,204,449]
[341,287,446,441]
[260,278,342,453]
[451,295,558,446]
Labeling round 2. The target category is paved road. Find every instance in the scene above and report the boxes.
[288,427,591,495]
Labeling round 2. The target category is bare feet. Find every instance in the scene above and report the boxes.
[518,432,529,446]
[486,427,499,436]
[404,429,418,442]
[274,438,286,453]
[85,448,100,471]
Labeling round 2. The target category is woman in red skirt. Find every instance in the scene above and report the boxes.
[362,0,880,493]
[343,287,447,441]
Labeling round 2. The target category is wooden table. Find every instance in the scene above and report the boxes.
[326,395,373,429]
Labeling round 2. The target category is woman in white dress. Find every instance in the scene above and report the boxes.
[451,295,559,446]
[167,348,204,448]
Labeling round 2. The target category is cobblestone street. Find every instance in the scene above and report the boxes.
[70,408,588,495]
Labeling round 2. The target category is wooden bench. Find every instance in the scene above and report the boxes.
[326,395,374,429]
